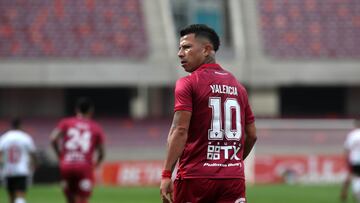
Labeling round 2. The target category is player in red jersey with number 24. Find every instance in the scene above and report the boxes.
[50,98,105,203]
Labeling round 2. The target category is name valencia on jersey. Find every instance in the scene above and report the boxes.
[210,84,238,96]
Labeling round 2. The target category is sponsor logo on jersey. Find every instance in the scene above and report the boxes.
[207,145,241,160]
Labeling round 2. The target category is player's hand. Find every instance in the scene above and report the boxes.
[160,178,173,203]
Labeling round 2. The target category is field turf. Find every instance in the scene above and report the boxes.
[0,184,345,203]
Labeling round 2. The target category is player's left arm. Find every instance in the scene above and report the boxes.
[242,122,257,160]
[28,137,37,171]
[163,110,191,172]
[241,86,257,161]
[29,151,37,172]
[95,128,106,168]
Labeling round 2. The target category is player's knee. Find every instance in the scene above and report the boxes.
[79,179,92,192]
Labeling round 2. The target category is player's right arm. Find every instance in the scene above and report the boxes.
[160,76,192,203]
[50,128,63,159]
[163,110,191,172]
[163,76,193,171]
[160,110,191,203]
[340,148,351,202]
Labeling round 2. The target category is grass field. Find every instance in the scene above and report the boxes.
[0,184,346,203]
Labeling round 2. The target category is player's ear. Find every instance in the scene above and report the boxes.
[203,43,213,57]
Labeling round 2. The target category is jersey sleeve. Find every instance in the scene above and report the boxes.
[56,119,67,133]
[26,135,36,152]
[174,76,193,112]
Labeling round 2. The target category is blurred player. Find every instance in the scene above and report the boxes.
[341,119,360,203]
[0,118,37,203]
[50,97,105,203]
[160,24,257,203]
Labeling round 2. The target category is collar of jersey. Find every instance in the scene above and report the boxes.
[196,63,222,71]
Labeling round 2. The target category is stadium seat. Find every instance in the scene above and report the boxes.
[0,0,148,58]
[258,0,360,58]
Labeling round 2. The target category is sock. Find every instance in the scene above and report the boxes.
[15,197,26,203]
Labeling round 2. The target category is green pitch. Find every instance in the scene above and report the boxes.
[0,184,345,203]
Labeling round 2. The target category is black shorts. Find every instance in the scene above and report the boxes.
[351,165,360,176]
[4,176,29,193]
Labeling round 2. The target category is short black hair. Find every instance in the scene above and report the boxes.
[180,24,220,52]
[11,117,21,129]
[76,97,94,114]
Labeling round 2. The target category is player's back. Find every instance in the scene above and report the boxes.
[57,117,104,167]
[0,130,35,176]
[345,129,360,164]
[176,63,254,179]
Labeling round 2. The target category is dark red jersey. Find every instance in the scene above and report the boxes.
[174,63,255,179]
[56,117,105,167]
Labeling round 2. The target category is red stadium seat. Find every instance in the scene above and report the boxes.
[0,0,148,58]
[258,0,360,58]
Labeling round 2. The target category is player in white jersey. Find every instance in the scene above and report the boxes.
[341,119,360,203]
[0,118,37,203]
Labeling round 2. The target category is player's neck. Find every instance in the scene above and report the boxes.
[76,113,91,119]
[203,55,216,65]
[10,128,21,131]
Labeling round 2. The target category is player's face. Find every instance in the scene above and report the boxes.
[177,34,207,72]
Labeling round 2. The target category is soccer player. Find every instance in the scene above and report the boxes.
[160,24,257,203]
[0,118,37,203]
[341,119,360,203]
[50,97,105,203]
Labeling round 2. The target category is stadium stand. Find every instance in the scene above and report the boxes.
[258,0,360,58]
[0,0,148,58]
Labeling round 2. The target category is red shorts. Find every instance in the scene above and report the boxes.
[174,178,246,203]
[60,164,94,198]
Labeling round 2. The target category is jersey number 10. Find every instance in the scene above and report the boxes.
[208,97,242,141]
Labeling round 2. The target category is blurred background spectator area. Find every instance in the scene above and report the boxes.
[258,0,360,58]
[0,0,147,58]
